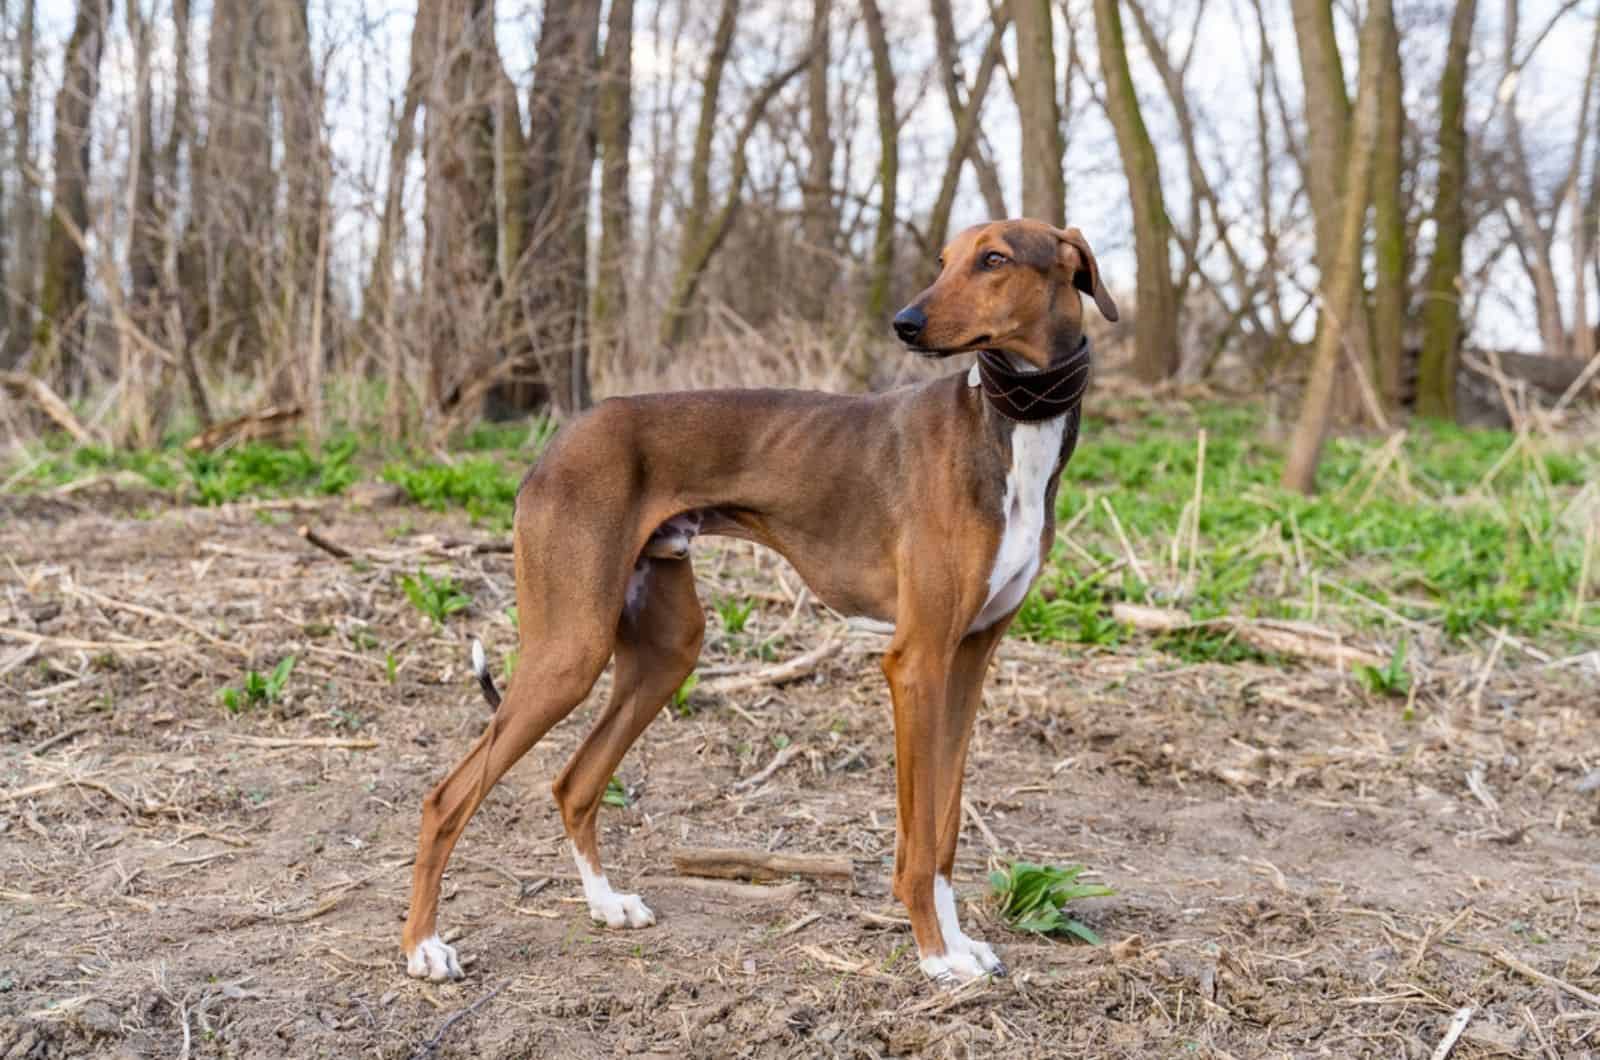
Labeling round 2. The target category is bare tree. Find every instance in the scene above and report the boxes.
[802,0,837,301]
[861,0,897,324]
[37,0,111,391]
[1284,0,1389,494]
[926,0,1009,254]
[1012,0,1065,224]
[1289,0,1350,280]
[1095,0,1176,381]
[659,0,809,347]
[523,0,603,414]
[1,0,38,370]
[1372,8,1406,409]
[1414,0,1478,419]
[592,0,635,381]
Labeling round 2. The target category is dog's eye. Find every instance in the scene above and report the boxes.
[982,251,1008,269]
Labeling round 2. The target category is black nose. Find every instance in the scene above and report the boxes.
[892,305,927,344]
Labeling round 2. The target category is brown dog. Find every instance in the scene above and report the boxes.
[402,219,1117,984]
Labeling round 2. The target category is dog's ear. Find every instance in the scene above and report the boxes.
[1056,227,1119,322]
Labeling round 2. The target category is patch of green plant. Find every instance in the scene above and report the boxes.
[715,595,755,635]
[1357,639,1412,697]
[671,673,699,717]
[221,656,296,712]
[382,457,520,527]
[399,568,472,626]
[184,438,359,504]
[603,775,629,808]
[988,860,1114,944]
[1013,579,1126,646]
[1052,401,1599,648]
[1154,628,1270,665]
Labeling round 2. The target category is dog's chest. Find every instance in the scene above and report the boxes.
[969,418,1065,632]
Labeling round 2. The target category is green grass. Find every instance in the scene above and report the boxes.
[5,400,1594,652]
[1020,404,1599,651]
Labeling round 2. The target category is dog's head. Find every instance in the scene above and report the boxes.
[891,220,1118,370]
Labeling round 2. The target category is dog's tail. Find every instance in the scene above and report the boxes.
[469,638,501,712]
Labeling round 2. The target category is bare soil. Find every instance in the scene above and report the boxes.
[1,487,1597,1059]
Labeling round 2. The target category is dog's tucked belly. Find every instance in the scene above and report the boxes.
[968,417,1064,633]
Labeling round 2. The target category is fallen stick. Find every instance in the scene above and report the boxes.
[1492,948,1600,1007]
[0,372,100,445]
[1109,604,1386,669]
[298,524,353,560]
[219,734,378,750]
[29,724,91,756]
[670,845,853,883]
[697,637,841,698]
[731,743,804,792]
[1429,1006,1474,1060]
[638,876,804,903]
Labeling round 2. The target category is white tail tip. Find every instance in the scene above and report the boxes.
[470,638,488,678]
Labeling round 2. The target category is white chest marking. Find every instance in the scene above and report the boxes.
[969,418,1064,633]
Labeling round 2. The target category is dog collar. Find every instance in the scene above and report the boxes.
[974,336,1092,423]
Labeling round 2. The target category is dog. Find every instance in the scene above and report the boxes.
[401,218,1118,984]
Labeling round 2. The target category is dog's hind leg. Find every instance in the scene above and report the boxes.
[553,556,704,929]
[402,624,613,980]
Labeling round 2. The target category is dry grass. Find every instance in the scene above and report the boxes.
[2,480,1598,1058]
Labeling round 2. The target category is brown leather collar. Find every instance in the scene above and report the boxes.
[975,336,1092,423]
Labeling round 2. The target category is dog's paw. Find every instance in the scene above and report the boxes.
[589,891,656,929]
[919,949,989,984]
[918,936,1006,985]
[405,935,463,981]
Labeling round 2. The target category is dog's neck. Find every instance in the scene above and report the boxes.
[974,329,1091,424]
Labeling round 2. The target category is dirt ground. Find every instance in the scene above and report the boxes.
[2,486,1598,1059]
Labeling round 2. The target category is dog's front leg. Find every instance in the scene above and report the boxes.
[883,636,999,983]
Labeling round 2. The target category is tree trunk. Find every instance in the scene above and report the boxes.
[1011,0,1065,224]
[801,0,836,294]
[1283,0,1388,495]
[861,0,897,325]
[362,0,430,338]
[36,0,111,393]
[927,0,1009,255]
[1372,10,1406,409]
[522,0,601,415]
[592,0,635,381]
[659,0,738,346]
[1289,0,1350,279]
[1094,0,1177,381]
[1415,0,1476,420]
[2,0,38,370]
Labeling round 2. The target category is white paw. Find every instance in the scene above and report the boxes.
[589,890,656,929]
[406,934,463,981]
[919,949,989,983]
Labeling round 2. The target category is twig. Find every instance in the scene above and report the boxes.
[773,911,824,938]
[298,524,354,560]
[638,876,805,903]
[69,583,239,653]
[1100,497,1150,588]
[1429,1006,1474,1060]
[29,723,91,756]
[1493,948,1600,1007]
[698,637,841,698]
[1185,429,1206,593]
[731,743,804,792]
[1468,628,1506,712]
[670,845,853,882]
[1574,518,1596,624]
[962,797,1003,856]
[218,734,378,750]
[407,982,507,1060]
